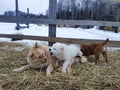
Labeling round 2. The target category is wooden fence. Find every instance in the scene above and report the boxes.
[0,0,120,47]
[0,34,120,47]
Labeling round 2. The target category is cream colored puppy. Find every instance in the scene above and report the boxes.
[49,42,83,73]
[12,43,56,77]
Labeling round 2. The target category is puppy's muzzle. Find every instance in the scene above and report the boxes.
[49,49,53,55]
[50,52,53,55]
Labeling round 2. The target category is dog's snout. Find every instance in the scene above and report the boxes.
[50,52,53,55]
[49,48,51,51]
[44,58,47,62]
[41,58,47,63]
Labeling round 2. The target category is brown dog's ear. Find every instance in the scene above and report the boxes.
[34,42,43,49]
[34,42,39,48]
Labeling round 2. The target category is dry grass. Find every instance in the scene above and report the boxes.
[0,42,120,90]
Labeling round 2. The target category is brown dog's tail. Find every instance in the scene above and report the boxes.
[102,38,109,45]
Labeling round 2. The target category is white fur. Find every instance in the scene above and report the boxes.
[50,42,83,73]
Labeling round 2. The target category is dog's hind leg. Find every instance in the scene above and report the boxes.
[66,59,74,72]
[62,60,71,73]
[94,53,101,65]
[46,64,54,77]
[12,65,31,72]
[102,51,108,65]
[78,50,83,57]
[94,46,102,64]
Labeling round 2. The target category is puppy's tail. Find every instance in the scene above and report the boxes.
[102,38,109,45]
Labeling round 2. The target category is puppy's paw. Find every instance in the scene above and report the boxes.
[46,73,51,77]
[62,69,66,73]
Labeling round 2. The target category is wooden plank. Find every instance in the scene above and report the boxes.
[0,16,120,26]
[0,34,120,47]
[49,0,57,46]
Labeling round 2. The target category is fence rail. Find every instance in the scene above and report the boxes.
[0,34,120,47]
[0,16,120,26]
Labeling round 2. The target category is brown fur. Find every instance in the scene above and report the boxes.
[80,38,109,64]
[118,27,120,32]
[12,43,56,77]
[99,26,113,31]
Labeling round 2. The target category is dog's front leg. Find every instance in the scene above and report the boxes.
[62,60,70,73]
[46,64,54,77]
[12,65,30,72]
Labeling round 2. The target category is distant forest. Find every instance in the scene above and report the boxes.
[4,10,48,19]
[3,0,120,22]
[56,0,120,21]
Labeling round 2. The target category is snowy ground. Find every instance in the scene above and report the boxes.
[0,23,120,49]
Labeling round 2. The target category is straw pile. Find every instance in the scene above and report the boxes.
[0,42,120,90]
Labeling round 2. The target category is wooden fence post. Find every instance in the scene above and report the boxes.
[26,8,29,28]
[15,0,20,30]
[49,0,57,46]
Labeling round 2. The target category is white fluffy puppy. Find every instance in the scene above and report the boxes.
[49,42,83,73]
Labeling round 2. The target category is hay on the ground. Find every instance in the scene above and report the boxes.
[0,42,120,90]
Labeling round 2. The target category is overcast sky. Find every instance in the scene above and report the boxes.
[0,0,49,15]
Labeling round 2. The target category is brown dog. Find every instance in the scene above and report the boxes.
[12,43,56,77]
[80,38,109,64]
